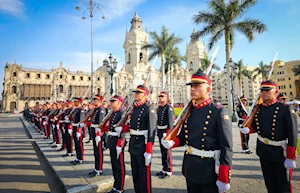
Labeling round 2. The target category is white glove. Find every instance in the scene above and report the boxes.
[79,123,85,128]
[240,127,250,134]
[144,152,152,166]
[116,146,122,159]
[284,158,296,169]
[95,136,101,146]
[68,129,73,135]
[56,124,60,129]
[96,128,101,133]
[161,133,175,149]
[43,122,46,126]
[115,126,122,136]
[64,116,69,120]
[54,117,58,121]
[216,180,230,193]
[76,132,81,139]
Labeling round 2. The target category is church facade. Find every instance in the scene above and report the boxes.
[1,12,207,112]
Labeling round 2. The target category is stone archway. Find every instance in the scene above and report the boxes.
[10,102,16,111]
[25,102,29,109]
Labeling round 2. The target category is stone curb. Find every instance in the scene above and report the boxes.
[20,117,131,193]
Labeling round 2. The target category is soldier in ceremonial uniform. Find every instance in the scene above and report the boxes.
[240,80,298,193]
[155,91,174,179]
[85,102,94,143]
[56,102,67,151]
[102,100,109,150]
[236,95,252,154]
[117,85,157,193]
[277,93,287,104]
[162,71,233,193]
[106,95,125,193]
[81,94,106,176]
[42,102,52,139]
[62,100,74,156]
[69,98,85,165]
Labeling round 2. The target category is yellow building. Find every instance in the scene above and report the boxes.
[211,66,262,105]
[272,60,300,100]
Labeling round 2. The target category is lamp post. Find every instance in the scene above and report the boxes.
[224,58,238,122]
[103,54,118,97]
[229,58,238,122]
[217,78,222,103]
[75,0,105,98]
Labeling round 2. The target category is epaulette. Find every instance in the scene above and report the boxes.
[216,103,223,109]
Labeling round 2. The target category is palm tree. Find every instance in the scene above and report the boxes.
[142,25,182,90]
[192,0,267,112]
[292,64,300,76]
[199,54,220,76]
[253,61,270,81]
[233,59,253,95]
[164,46,184,105]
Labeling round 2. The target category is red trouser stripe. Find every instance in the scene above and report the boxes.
[79,136,84,160]
[147,164,151,193]
[47,124,50,137]
[39,120,42,132]
[99,142,103,170]
[120,152,125,190]
[240,132,245,150]
[57,127,61,144]
[290,169,293,193]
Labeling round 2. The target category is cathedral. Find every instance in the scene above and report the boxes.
[1,12,207,112]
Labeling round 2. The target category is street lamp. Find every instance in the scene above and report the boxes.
[103,54,118,97]
[230,58,238,122]
[224,58,238,122]
[75,0,105,98]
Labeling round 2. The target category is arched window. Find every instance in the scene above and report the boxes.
[139,52,143,61]
[10,102,16,111]
[128,53,131,63]
[97,88,100,94]
[13,72,17,77]
[25,102,28,109]
[12,86,17,94]
[59,85,63,93]
[190,62,194,71]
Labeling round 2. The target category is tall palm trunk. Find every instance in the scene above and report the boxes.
[225,30,233,114]
[170,64,173,106]
[161,53,165,90]
[239,79,242,96]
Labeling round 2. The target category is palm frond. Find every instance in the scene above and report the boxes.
[292,64,300,76]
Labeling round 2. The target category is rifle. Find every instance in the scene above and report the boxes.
[242,52,278,128]
[97,91,128,130]
[235,93,248,113]
[164,46,220,141]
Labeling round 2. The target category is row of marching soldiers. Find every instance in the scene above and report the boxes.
[23,70,298,193]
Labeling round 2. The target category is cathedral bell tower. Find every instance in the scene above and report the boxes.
[185,28,207,73]
[123,12,150,82]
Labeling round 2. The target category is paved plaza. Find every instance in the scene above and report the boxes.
[0,113,299,193]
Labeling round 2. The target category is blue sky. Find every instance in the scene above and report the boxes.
[1,0,300,99]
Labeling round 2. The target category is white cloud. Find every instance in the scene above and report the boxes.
[0,0,25,17]
[70,0,146,30]
[273,0,296,2]
[61,50,123,72]
[101,0,146,21]
[20,50,117,73]
[144,5,204,32]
